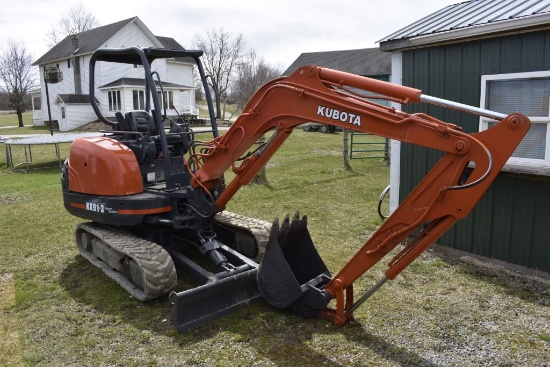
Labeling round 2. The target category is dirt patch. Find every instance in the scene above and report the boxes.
[0,272,14,285]
[0,194,28,206]
[71,121,107,132]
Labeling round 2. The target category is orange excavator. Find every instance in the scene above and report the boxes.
[62,47,530,332]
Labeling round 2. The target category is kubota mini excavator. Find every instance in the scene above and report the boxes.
[62,47,530,332]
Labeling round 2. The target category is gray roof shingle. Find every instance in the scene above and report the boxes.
[156,36,184,51]
[55,94,98,104]
[33,17,190,66]
[33,17,136,66]
[282,48,391,76]
[157,36,194,64]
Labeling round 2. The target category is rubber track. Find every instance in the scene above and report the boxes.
[213,211,272,262]
[76,222,177,301]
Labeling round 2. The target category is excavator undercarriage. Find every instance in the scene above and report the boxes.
[75,222,177,301]
[62,47,530,332]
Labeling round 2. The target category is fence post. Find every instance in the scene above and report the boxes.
[343,129,351,170]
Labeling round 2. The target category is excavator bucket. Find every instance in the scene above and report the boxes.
[257,213,331,315]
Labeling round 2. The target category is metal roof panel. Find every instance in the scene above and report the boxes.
[379,0,550,43]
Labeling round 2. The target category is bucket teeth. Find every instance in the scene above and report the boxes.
[290,212,307,234]
[267,217,280,243]
[292,211,301,225]
[280,214,290,238]
[278,211,306,251]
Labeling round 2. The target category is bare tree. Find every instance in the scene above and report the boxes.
[0,92,9,110]
[192,28,246,119]
[0,41,37,127]
[46,2,100,47]
[233,51,281,109]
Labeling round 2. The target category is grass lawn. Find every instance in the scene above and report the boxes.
[0,122,549,366]
[0,112,52,136]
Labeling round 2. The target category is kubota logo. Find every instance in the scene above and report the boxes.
[317,105,361,126]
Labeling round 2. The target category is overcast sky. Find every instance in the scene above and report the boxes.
[1,0,460,69]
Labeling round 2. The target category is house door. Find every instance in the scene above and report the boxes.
[57,104,66,130]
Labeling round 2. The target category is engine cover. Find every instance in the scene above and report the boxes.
[68,136,143,196]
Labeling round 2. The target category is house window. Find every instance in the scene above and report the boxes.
[108,90,122,111]
[480,71,550,175]
[157,91,174,110]
[133,90,145,110]
[61,107,66,119]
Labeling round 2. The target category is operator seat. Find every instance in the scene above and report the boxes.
[118,110,156,164]
[167,122,189,156]
[118,110,190,160]
[126,111,158,136]
[114,111,129,131]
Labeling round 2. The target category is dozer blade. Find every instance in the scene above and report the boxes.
[257,212,332,316]
[169,268,261,332]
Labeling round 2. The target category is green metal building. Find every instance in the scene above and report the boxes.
[379,0,550,275]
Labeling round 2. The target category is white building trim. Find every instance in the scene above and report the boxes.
[389,51,402,215]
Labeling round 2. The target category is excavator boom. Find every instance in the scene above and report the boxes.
[189,65,530,327]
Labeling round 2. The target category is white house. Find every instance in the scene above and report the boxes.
[32,17,198,131]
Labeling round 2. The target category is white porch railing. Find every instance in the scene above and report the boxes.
[178,105,199,116]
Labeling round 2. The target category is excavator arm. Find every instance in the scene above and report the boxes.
[188,65,530,327]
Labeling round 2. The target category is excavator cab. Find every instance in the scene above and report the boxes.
[84,47,212,187]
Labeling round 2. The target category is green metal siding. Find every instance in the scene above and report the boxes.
[400,30,550,273]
